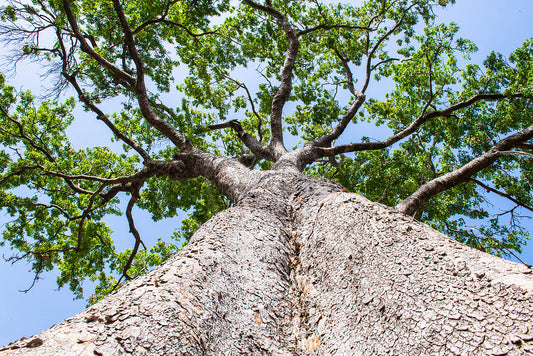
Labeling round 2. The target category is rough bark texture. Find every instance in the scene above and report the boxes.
[2,173,533,355]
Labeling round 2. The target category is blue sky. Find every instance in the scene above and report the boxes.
[1,0,532,346]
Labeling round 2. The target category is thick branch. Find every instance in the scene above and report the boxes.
[242,0,298,157]
[396,123,533,215]
[174,148,255,204]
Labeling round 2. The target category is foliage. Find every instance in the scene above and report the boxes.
[0,0,531,301]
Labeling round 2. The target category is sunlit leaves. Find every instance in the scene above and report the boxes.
[0,76,139,299]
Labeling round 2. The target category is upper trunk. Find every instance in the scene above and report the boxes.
[2,170,533,355]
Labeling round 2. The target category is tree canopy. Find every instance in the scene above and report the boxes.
[0,0,532,304]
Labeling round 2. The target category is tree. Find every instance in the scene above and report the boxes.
[0,0,533,354]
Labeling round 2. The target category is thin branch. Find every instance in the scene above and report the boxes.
[297,23,372,37]
[370,57,399,72]
[30,201,78,221]
[62,71,152,161]
[312,94,366,148]
[362,1,419,93]
[469,226,532,268]
[470,178,533,213]
[132,0,174,34]
[333,47,357,96]
[134,19,217,38]
[498,150,533,158]
[43,159,194,186]
[44,166,152,185]
[75,182,108,251]
[224,76,265,143]
[0,104,56,162]
[0,165,41,186]
[311,2,428,150]
[19,262,42,293]
[310,46,367,147]
[131,0,216,38]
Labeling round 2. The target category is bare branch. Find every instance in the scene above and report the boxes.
[517,142,533,150]
[497,150,533,159]
[396,123,533,215]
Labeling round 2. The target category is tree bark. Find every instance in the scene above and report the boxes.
[2,171,533,355]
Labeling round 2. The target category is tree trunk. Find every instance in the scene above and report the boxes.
[2,172,533,355]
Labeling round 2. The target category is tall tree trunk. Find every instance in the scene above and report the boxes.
[2,172,533,355]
